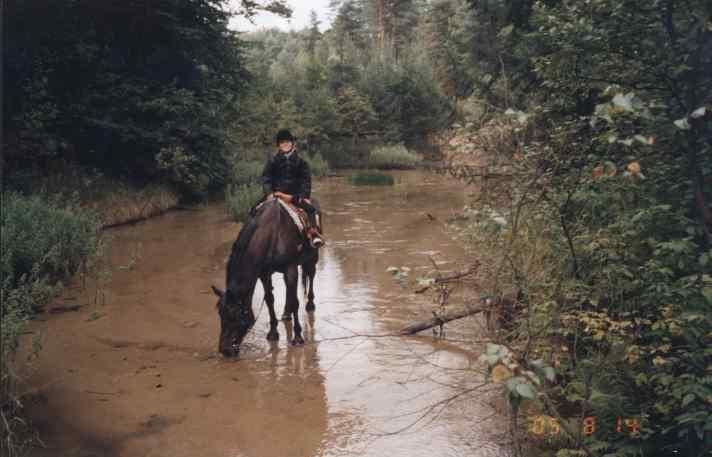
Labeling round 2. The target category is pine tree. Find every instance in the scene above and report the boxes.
[306,10,321,58]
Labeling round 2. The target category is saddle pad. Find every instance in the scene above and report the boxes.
[277,199,305,232]
[255,198,305,232]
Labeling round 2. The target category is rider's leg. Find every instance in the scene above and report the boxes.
[298,202,324,247]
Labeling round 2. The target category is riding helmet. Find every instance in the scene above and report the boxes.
[275,129,296,144]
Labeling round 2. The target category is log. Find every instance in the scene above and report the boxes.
[400,306,485,335]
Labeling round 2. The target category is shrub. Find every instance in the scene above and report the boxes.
[348,172,395,186]
[3,165,179,227]
[304,153,329,177]
[1,192,102,456]
[230,160,264,186]
[1,193,102,285]
[226,183,263,222]
[368,144,421,169]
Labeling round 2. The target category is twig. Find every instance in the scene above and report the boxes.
[414,264,479,294]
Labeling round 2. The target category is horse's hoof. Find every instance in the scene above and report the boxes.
[305,303,315,312]
[266,331,279,341]
[281,314,292,321]
[220,347,240,358]
[291,336,305,346]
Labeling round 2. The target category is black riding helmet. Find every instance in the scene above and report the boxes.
[275,129,296,145]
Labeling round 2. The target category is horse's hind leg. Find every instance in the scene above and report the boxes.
[285,265,304,345]
[261,274,279,341]
[305,262,316,312]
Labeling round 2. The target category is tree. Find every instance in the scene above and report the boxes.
[3,0,290,195]
[306,10,321,58]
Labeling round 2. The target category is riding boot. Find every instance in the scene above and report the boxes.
[299,202,324,248]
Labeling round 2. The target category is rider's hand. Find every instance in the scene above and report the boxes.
[274,191,293,203]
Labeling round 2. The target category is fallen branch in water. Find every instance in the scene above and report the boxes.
[400,305,485,335]
[414,264,479,294]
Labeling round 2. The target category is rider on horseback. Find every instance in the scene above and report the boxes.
[261,129,324,247]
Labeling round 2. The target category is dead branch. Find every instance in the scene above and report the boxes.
[414,264,479,294]
[400,305,485,335]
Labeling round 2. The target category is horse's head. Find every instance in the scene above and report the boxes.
[211,285,255,357]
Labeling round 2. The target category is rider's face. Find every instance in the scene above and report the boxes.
[278,140,293,153]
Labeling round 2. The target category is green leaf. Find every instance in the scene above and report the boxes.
[682,393,695,407]
[674,118,691,130]
[612,93,634,112]
[543,367,556,382]
[516,382,536,399]
[703,287,712,305]
[498,24,514,38]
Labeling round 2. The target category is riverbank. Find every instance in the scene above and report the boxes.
[1,171,180,455]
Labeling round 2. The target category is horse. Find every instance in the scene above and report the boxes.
[211,198,309,357]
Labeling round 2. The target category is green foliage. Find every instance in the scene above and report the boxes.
[348,172,395,186]
[233,17,452,164]
[304,153,330,177]
[1,192,103,456]
[4,0,260,196]
[368,144,421,169]
[360,60,451,142]
[1,193,102,285]
[230,160,265,186]
[448,1,712,455]
[226,183,263,222]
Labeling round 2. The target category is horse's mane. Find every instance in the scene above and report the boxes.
[225,200,282,287]
[226,212,260,286]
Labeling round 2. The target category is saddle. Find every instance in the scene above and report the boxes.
[256,198,324,248]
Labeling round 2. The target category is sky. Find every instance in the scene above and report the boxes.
[228,0,334,32]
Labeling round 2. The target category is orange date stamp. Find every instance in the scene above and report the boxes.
[528,415,641,438]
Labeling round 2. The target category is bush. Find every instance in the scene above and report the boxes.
[368,144,421,170]
[348,172,395,186]
[3,164,179,227]
[1,192,102,456]
[230,160,264,186]
[1,193,102,285]
[304,153,329,177]
[226,183,263,222]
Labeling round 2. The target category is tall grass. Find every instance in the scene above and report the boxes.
[304,153,329,177]
[1,192,103,456]
[4,165,179,227]
[368,144,421,169]
[348,172,395,186]
[226,183,263,222]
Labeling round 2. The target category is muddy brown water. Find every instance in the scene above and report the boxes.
[24,171,514,457]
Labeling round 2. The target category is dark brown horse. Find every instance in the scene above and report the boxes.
[211,198,306,357]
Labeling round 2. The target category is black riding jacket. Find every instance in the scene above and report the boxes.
[261,151,311,204]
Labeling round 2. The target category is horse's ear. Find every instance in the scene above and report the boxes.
[211,286,224,298]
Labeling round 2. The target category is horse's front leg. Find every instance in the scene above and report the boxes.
[281,270,292,321]
[261,274,279,341]
[284,264,304,345]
